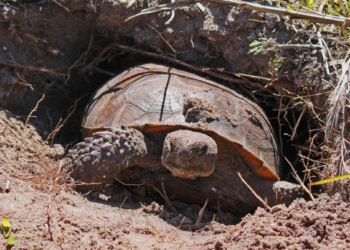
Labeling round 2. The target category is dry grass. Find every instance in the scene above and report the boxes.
[0,112,71,193]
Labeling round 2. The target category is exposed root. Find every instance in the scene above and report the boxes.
[146,24,176,55]
[81,43,274,94]
[290,104,306,141]
[46,94,87,144]
[114,176,145,187]
[25,93,45,126]
[0,60,65,77]
[196,198,208,225]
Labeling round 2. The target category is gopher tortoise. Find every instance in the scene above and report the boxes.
[68,64,302,214]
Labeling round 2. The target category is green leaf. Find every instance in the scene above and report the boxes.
[2,217,10,229]
[286,6,295,11]
[310,174,350,186]
[249,41,261,47]
[7,236,18,246]
[2,217,12,238]
[248,47,260,55]
[307,0,314,9]
[253,50,262,56]
[248,47,258,52]
[4,227,11,238]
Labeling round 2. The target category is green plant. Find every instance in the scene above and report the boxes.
[324,0,350,17]
[269,56,285,70]
[310,173,350,186]
[1,217,18,248]
[299,0,314,10]
[248,38,267,55]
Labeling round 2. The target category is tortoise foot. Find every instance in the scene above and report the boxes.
[271,181,304,205]
[68,127,147,186]
[161,130,218,180]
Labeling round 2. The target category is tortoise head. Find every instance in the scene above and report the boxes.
[161,129,218,180]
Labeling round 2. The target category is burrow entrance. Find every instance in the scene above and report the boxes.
[16,49,315,198]
[0,1,336,219]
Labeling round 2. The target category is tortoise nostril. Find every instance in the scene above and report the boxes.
[201,145,208,154]
[170,141,175,150]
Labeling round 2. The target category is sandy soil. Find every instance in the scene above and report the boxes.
[0,109,349,249]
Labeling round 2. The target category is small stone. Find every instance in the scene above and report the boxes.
[119,149,125,157]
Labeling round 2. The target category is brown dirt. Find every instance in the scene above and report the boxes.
[1,108,350,249]
[183,97,219,124]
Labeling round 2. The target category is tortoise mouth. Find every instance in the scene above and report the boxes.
[82,123,280,181]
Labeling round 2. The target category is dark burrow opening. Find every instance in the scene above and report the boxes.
[54,51,312,180]
[5,46,319,221]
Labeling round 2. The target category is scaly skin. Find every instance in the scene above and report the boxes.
[67,127,149,187]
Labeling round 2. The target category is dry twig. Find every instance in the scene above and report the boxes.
[169,216,186,241]
[290,104,307,141]
[148,181,178,213]
[82,43,273,93]
[25,94,45,126]
[0,61,65,77]
[146,24,176,55]
[325,57,350,137]
[120,196,128,209]
[284,157,315,201]
[237,172,271,210]
[317,31,331,76]
[161,181,178,213]
[46,94,87,143]
[52,0,70,12]
[144,215,164,242]
[196,198,208,225]
[64,33,94,85]
[114,176,145,187]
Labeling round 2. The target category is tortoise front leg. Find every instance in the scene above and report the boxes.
[67,127,155,188]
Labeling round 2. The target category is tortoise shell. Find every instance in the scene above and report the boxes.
[82,64,280,181]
